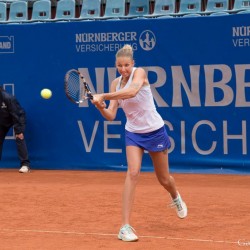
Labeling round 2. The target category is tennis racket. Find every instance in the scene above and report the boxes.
[64,69,93,104]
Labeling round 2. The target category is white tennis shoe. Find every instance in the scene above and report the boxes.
[170,192,188,219]
[118,224,138,242]
[19,166,30,173]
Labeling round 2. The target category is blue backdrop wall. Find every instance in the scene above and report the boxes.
[0,15,249,173]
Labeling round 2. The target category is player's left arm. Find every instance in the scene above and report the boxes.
[94,68,146,103]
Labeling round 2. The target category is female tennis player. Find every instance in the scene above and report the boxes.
[92,44,187,242]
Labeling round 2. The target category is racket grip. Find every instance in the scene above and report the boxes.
[88,93,93,100]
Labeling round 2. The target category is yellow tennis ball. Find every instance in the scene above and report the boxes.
[41,88,52,99]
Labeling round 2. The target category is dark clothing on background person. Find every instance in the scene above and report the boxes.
[0,86,30,172]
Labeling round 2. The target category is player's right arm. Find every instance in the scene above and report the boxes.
[94,79,119,121]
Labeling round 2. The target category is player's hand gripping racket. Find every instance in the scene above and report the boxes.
[64,69,93,104]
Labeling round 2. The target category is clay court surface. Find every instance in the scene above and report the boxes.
[0,169,249,250]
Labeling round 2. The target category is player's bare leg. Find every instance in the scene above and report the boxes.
[122,146,143,225]
[118,146,143,242]
[150,150,177,198]
[150,150,187,218]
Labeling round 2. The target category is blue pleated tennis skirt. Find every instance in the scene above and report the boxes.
[125,126,171,152]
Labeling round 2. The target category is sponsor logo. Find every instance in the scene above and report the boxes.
[0,36,15,53]
[75,31,138,53]
[75,30,156,53]
[232,26,250,47]
[139,30,156,51]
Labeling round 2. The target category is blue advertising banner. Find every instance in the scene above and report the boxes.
[0,15,249,173]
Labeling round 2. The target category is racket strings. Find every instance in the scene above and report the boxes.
[65,71,86,103]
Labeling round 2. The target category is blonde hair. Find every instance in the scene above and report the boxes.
[116,44,133,60]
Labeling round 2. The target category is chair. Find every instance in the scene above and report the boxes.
[237,9,250,13]
[144,0,176,17]
[0,2,7,22]
[230,0,250,12]
[8,1,28,22]
[101,0,126,19]
[78,0,101,20]
[204,0,229,14]
[125,0,150,18]
[31,0,51,21]
[55,0,75,20]
[182,12,202,16]
[209,10,230,14]
[178,0,202,15]
[157,14,175,17]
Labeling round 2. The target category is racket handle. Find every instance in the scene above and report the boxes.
[87,93,93,100]
[78,73,93,100]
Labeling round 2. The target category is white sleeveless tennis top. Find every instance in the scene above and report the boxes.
[116,67,164,133]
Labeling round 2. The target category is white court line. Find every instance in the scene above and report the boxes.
[0,228,239,245]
